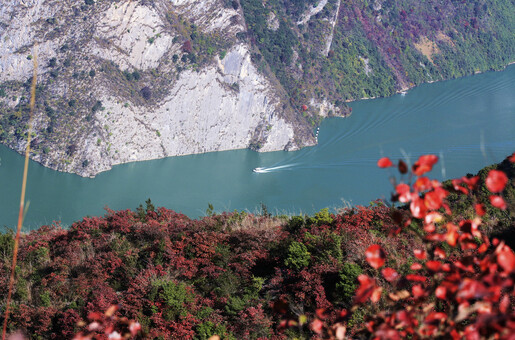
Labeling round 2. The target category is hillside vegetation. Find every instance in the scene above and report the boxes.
[240,0,515,107]
[0,155,513,339]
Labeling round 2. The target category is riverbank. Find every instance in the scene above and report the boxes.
[345,61,515,103]
[0,64,514,228]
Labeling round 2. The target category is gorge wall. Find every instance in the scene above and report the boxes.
[0,0,513,176]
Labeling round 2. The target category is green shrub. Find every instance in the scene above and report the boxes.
[40,291,51,307]
[195,321,235,340]
[335,262,362,303]
[285,241,311,270]
[287,215,304,232]
[310,208,333,225]
[149,280,193,321]
[0,232,14,261]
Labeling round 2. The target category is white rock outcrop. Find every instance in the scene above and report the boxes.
[90,2,175,71]
[85,45,295,175]
[0,0,311,177]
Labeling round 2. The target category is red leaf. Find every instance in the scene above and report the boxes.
[486,170,508,193]
[489,195,507,210]
[435,286,447,299]
[381,268,399,282]
[311,319,324,334]
[395,310,416,328]
[497,247,515,273]
[410,197,427,219]
[442,203,452,215]
[478,243,488,253]
[396,183,412,203]
[371,287,382,303]
[315,308,327,320]
[129,322,141,336]
[418,154,439,166]
[434,247,446,259]
[410,263,423,270]
[412,284,425,298]
[88,312,103,321]
[446,223,459,247]
[414,177,431,192]
[412,155,438,176]
[500,295,510,314]
[457,279,487,300]
[406,274,426,282]
[425,312,447,324]
[426,260,442,272]
[377,157,393,168]
[278,320,288,330]
[474,203,486,216]
[509,152,515,163]
[462,176,480,190]
[354,275,377,304]
[366,244,386,269]
[424,191,442,210]
[425,212,442,224]
[414,249,427,260]
[452,179,469,195]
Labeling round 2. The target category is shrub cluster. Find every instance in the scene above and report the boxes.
[0,155,513,339]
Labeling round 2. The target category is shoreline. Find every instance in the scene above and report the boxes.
[1,62,513,178]
[344,61,515,104]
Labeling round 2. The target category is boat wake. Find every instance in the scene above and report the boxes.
[253,164,299,173]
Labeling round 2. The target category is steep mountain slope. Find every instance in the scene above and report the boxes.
[0,0,513,177]
[0,0,315,177]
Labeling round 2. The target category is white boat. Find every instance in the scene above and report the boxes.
[400,91,407,96]
[253,167,266,173]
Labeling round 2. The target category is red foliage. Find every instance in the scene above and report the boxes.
[412,154,438,176]
[356,155,515,338]
[490,195,507,210]
[2,152,513,339]
[281,153,515,338]
[377,157,393,168]
[486,170,508,193]
[365,245,386,269]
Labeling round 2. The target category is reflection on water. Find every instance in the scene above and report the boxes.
[1,65,514,230]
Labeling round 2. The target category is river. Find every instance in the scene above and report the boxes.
[1,65,514,230]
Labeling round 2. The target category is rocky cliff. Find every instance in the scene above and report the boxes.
[0,0,514,176]
[0,0,315,176]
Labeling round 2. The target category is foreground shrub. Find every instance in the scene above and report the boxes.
[0,154,513,339]
[294,153,515,339]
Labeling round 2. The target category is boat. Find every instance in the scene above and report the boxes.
[253,167,266,173]
[400,91,407,96]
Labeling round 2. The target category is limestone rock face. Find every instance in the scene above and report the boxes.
[91,3,175,71]
[0,0,314,177]
[87,45,295,175]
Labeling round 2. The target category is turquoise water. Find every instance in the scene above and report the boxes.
[1,65,514,230]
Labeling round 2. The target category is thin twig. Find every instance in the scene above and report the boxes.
[2,48,37,340]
